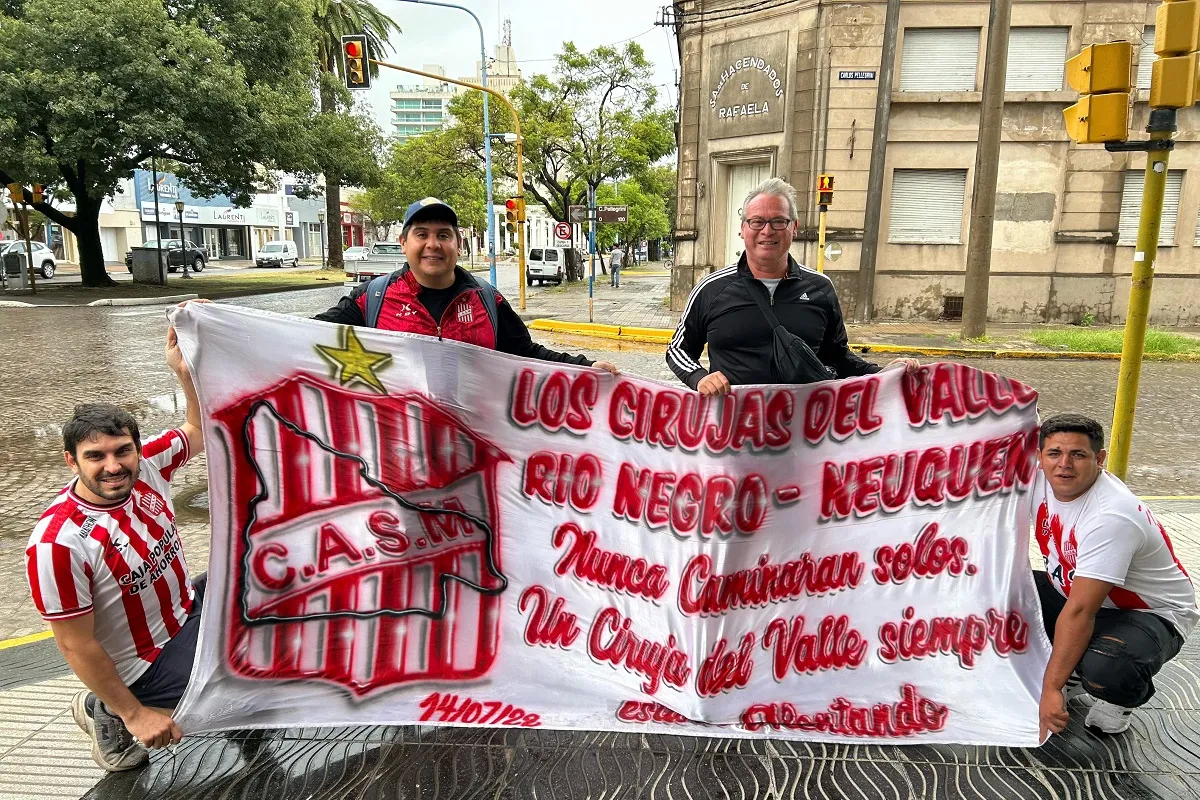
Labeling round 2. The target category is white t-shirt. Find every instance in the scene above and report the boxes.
[758,278,783,299]
[1031,469,1198,638]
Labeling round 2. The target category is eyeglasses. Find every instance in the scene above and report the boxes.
[743,217,793,231]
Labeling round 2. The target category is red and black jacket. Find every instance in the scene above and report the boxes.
[315,267,593,366]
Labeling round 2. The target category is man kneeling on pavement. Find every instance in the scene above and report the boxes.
[24,324,204,771]
[1034,413,1197,738]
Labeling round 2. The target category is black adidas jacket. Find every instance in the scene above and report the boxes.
[666,255,880,389]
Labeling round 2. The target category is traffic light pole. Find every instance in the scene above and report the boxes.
[588,186,596,323]
[815,205,828,274]
[1107,108,1177,480]
[370,59,528,310]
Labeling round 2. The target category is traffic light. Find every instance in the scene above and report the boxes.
[31,184,44,204]
[341,34,371,90]
[505,198,518,234]
[817,174,834,206]
[6,183,23,203]
[1063,41,1133,144]
[1150,1,1200,108]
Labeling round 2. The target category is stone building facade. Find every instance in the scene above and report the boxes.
[670,0,1200,324]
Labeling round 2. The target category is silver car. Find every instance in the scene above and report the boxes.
[1,240,56,278]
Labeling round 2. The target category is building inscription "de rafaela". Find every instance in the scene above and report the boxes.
[710,56,785,119]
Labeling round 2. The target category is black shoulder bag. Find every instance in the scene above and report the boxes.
[743,277,836,384]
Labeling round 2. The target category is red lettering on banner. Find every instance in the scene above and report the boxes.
[872,523,974,584]
[522,451,602,511]
[902,364,1037,428]
[696,632,756,697]
[316,523,363,573]
[877,606,1030,668]
[509,369,598,433]
[588,607,692,694]
[607,382,794,453]
[820,430,1039,521]
[518,585,581,650]
[616,700,691,724]
[366,510,412,556]
[250,541,294,591]
[741,685,949,737]
[552,522,670,601]
[803,377,884,444]
[612,463,767,536]
[762,614,868,679]
[679,551,864,616]
[419,692,541,727]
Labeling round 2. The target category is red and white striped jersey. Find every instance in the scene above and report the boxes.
[25,429,196,684]
[1031,469,1198,638]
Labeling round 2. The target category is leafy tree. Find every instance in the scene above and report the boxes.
[448,41,675,223]
[0,0,322,285]
[311,0,398,271]
[352,131,487,242]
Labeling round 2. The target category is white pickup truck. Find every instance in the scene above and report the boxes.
[344,242,406,283]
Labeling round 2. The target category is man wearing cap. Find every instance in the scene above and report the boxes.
[317,198,617,372]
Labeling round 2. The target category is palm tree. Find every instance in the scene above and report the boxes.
[313,0,400,271]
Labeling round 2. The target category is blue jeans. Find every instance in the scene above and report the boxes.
[127,573,206,709]
[610,264,621,287]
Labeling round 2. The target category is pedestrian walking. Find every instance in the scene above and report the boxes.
[610,245,623,288]
[666,177,916,394]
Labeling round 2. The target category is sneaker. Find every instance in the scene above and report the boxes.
[88,700,149,771]
[71,691,94,736]
[1085,699,1134,734]
[1063,675,1087,703]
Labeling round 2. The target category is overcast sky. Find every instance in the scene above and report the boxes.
[357,0,679,135]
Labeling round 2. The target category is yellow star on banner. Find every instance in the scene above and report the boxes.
[316,326,392,394]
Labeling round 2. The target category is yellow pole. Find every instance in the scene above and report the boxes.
[815,206,828,274]
[371,60,527,311]
[1108,122,1174,480]
[21,203,36,293]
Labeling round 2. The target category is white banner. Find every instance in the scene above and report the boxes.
[173,304,1051,745]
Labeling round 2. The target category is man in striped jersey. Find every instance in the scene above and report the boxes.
[25,323,204,771]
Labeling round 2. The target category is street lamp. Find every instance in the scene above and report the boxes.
[318,210,326,269]
[174,199,190,279]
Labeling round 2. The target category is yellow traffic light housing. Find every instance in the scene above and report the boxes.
[31,184,44,204]
[1155,1,1200,56]
[1151,53,1200,107]
[817,174,834,206]
[1063,42,1132,144]
[505,198,519,234]
[341,34,371,90]
[6,183,23,202]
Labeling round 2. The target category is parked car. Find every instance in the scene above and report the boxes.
[526,246,570,286]
[0,240,56,278]
[125,239,207,273]
[346,242,406,282]
[255,240,299,268]
[343,246,370,261]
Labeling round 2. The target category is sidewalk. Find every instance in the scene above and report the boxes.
[3,501,1199,799]
[522,266,1200,360]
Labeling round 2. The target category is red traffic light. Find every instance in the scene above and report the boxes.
[505,199,517,210]
[344,40,362,58]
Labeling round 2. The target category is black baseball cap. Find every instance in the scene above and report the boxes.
[402,197,458,228]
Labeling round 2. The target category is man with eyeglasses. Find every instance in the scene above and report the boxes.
[666,177,915,395]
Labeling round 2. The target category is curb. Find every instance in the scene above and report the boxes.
[528,320,1200,362]
[87,293,199,307]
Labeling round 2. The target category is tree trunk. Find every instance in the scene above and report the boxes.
[319,77,344,272]
[59,194,113,287]
[648,240,661,261]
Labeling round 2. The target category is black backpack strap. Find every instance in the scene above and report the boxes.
[741,274,784,329]
[364,267,408,327]
[474,278,500,339]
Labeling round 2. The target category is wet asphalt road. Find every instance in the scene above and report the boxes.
[1,285,1198,640]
